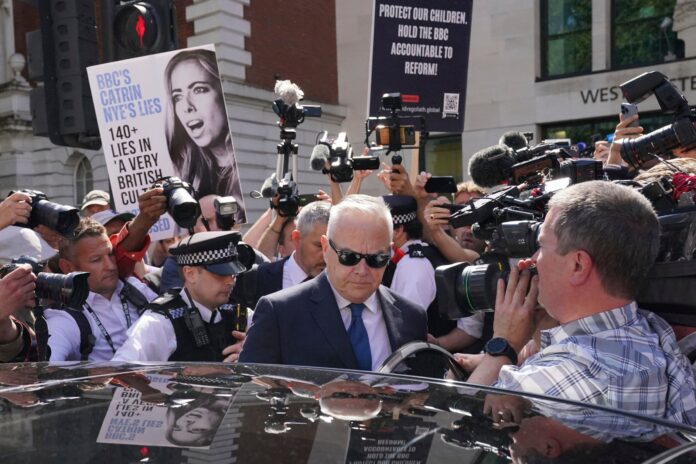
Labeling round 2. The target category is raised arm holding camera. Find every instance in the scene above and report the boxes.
[466,181,696,425]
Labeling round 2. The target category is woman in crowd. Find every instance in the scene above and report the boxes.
[164,49,246,223]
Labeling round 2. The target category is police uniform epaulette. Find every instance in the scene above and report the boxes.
[408,243,426,258]
[218,303,237,312]
[147,290,188,320]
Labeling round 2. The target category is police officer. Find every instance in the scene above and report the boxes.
[114,231,247,362]
[381,195,452,338]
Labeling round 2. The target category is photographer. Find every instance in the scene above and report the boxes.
[41,188,166,361]
[466,181,696,425]
[0,265,36,362]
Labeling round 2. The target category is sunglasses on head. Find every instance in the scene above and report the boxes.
[328,239,391,268]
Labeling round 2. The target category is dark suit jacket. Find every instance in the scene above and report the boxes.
[239,272,427,370]
[231,257,288,310]
[255,257,287,300]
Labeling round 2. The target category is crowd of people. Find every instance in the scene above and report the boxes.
[1,108,696,445]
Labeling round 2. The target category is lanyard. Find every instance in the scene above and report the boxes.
[83,291,134,354]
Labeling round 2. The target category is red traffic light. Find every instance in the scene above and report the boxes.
[114,3,159,54]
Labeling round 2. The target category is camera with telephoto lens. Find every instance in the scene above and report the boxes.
[214,196,238,231]
[509,142,603,185]
[313,131,380,183]
[9,189,80,237]
[436,217,541,316]
[618,71,696,169]
[0,256,89,309]
[155,176,200,229]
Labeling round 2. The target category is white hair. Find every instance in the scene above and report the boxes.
[327,195,393,240]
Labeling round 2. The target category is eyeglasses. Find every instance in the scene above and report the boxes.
[328,239,391,268]
[328,391,380,401]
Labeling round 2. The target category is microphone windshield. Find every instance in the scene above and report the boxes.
[310,143,331,171]
[260,173,278,198]
[498,131,529,151]
[468,145,516,188]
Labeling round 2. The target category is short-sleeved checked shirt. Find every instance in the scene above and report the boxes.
[496,302,696,440]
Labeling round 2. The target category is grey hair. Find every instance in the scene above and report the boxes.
[296,201,331,236]
[547,181,659,299]
[327,194,393,241]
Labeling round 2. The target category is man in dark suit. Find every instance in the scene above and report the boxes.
[240,195,427,371]
[235,201,330,308]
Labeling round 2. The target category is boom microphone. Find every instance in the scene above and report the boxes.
[310,143,331,171]
[468,144,516,188]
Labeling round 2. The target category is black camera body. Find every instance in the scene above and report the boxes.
[272,98,322,129]
[0,256,89,309]
[315,132,380,183]
[9,189,80,237]
[157,176,200,229]
[619,71,696,168]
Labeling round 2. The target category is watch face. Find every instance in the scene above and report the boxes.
[486,337,508,355]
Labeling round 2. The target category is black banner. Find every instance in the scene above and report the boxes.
[369,0,473,133]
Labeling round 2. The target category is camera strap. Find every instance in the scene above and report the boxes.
[83,302,117,354]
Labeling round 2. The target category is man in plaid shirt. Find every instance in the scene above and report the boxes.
[467,181,696,426]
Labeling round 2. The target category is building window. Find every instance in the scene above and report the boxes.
[541,0,592,78]
[74,156,93,206]
[423,135,463,182]
[612,0,683,69]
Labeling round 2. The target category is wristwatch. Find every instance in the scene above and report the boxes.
[484,337,518,365]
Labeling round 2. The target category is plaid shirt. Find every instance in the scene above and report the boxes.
[496,302,696,440]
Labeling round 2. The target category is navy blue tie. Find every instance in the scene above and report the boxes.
[348,303,372,371]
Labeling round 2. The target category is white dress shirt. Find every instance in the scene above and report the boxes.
[326,276,392,371]
[389,239,436,310]
[456,311,485,338]
[282,252,308,289]
[44,277,157,361]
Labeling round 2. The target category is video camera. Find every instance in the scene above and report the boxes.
[437,203,542,316]
[471,141,604,189]
[272,80,322,130]
[0,255,89,309]
[253,80,322,216]
[365,92,427,164]
[258,172,317,218]
[9,189,80,237]
[310,131,380,183]
[153,176,200,230]
[619,71,696,169]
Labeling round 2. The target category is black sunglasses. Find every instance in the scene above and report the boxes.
[328,239,391,268]
[329,391,380,401]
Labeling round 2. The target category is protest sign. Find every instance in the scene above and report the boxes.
[368,0,473,133]
[87,45,247,239]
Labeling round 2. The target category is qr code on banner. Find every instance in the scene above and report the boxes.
[443,93,459,115]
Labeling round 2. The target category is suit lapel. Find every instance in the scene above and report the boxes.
[309,274,358,369]
[378,285,403,351]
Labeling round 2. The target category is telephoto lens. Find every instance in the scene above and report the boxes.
[36,271,90,309]
[160,177,201,229]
